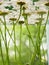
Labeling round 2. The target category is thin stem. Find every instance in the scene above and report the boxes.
[19,24,22,62]
[24,15,34,47]
[29,37,31,61]
[37,23,41,65]
[16,5,22,24]
[0,19,19,53]
[35,15,43,65]
[29,50,36,65]
[3,16,9,65]
[0,26,5,65]
[13,22,17,62]
[41,11,49,39]
[0,19,15,43]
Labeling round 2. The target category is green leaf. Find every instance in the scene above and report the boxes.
[33,0,39,2]
[5,5,13,10]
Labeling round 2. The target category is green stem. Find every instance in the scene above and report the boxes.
[3,16,9,65]
[24,15,34,47]
[0,26,5,65]
[41,11,49,39]
[30,50,37,65]
[16,5,22,24]
[37,23,41,65]
[40,11,49,64]
[29,37,31,60]
[13,22,17,62]
[0,19,15,43]
[36,15,43,65]
[19,24,22,63]
[0,19,19,53]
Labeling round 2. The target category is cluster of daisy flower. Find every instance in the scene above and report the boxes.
[0,0,49,24]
